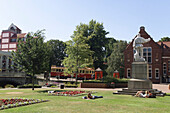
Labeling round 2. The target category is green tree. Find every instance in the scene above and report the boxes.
[104,37,117,62]
[47,40,66,67]
[72,20,109,70]
[106,40,127,78]
[12,30,50,90]
[62,32,93,84]
[159,37,170,42]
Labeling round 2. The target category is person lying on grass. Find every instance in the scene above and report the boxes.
[82,93,103,99]
[135,90,156,98]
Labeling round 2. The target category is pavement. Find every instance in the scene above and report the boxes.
[1,84,170,93]
[63,83,170,93]
[152,83,170,93]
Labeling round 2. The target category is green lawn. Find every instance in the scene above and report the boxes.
[0,88,170,113]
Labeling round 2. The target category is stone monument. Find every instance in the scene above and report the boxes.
[128,33,152,89]
[114,33,165,96]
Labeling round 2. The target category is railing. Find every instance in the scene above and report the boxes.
[0,72,26,77]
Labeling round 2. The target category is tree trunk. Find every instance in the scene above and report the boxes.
[75,73,78,85]
[32,73,35,90]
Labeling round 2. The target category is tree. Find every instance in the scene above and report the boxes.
[47,40,66,67]
[159,37,170,42]
[104,37,117,62]
[62,32,93,85]
[12,30,50,90]
[71,20,109,70]
[106,40,127,78]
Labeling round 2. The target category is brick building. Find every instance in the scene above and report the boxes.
[0,23,27,52]
[124,26,170,83]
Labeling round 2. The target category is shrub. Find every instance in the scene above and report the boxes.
[103,77,129,83]
[17,84,42,88]
[83,79,103,83]
[5,84,15,88]
[83,77,129,84]
[65,83,78,88]
[51,85,58,88]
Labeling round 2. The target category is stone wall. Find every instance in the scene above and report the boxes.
[80,83,128,88]
[80,83,109,88]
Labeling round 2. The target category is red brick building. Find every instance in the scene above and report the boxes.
[0,23,27,52]
[124,26,170,83]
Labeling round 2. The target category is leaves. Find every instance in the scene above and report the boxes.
[47,40,66,67]
[159,37,170,42]
[11,30,51,90]
[106,40,127,78]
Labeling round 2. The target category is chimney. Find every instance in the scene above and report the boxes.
[140,26,145,30]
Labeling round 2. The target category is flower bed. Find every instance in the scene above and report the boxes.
[48,90,90,96]
[0,98,49,110]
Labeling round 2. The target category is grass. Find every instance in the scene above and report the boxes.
[0,88,170,113]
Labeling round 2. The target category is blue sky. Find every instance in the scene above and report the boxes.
[0,0,170,42]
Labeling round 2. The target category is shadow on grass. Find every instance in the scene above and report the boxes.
[36,90,69,93]
[165,93,170,96]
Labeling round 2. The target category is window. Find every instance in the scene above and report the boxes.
[2,44,8,49]
[149,65,152,78]
[168,61,170,72]
[155,68,159,79]
[2,33,9,37]
[2,39,9,43]
[143,47,152,63]
[51,69,56,72]
[10,38,17,42]
[9,44,16,48]
[163,63,167,75]
[127,68,131,78]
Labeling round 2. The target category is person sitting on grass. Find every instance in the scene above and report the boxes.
[82,93,103,99]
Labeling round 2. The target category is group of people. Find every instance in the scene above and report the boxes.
[82,93,103,99]
[135,90,156,98]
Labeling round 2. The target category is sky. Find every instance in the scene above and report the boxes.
[0,0,170,42]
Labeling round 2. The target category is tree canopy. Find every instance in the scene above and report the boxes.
[47,39,66,67]
[12,30,50,90]
[106,40,127,78]
[71,19,109,70]
[62,30,93,84]
[159,37,170,42]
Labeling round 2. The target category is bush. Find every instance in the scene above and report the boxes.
[17,84,42,88]
[83,80,103,83]
[83,77,129,84]
[5,84,15,88]
[51,85,58,88]
[103,77,129,83]
[65,83,78,88]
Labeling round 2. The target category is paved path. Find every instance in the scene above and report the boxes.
[1,84,170,93]
[64,84,170,93]
[153,84,170,93]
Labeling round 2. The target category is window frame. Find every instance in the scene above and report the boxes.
[148,65,152,79]
[155,68,159,79]
[163,62,167,75]
[143,47,152,63]
[127,68,131,78]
